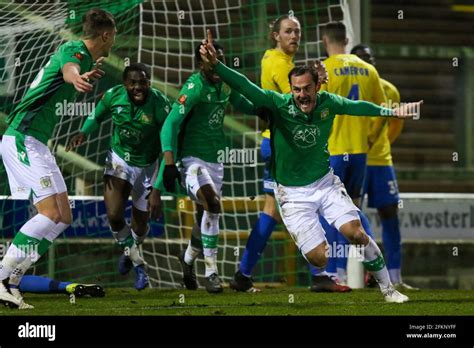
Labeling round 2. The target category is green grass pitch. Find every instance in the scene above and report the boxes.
[1,288,473,315]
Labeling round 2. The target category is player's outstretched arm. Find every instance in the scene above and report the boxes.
[158,103,188,192]
[200,29,274,109]
[65,95,109,152]
[62,57,105,93]
[392,101,423,118]
[336,95,423,119]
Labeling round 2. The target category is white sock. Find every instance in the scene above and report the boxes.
[337,267,347,284]
[111,224,131,244]
[0,214,56,280]
[129,243,145,267]
[201,211,219,277]
[20,214,56,240]
[184,241,201,265]
[131,226,150,245]
[46,222,69,242]
[9,258,33,287]
[363,238,392,292]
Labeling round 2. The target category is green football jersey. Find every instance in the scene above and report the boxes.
[160,72,256,163]
[6,40,93,145]
[214,61,394,187]
[81,85,170,167]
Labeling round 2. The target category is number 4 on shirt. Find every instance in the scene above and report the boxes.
[347,84,359,100]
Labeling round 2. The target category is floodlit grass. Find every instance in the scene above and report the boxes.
[1,288,473,316]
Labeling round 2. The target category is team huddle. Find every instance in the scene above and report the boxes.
[0,8,422,309]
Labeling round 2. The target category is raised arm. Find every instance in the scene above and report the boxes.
[62,57,105,93]
[229,89,257,115]
[200,30,275,110]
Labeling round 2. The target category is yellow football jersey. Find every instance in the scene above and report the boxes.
[367,78,402,166]
[321,54,386,155]
[260,49,294,139]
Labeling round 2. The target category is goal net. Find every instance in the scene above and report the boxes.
[139,0,357,287]
[0,0,357,288]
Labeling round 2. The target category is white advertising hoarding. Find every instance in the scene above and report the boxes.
[364,193,474,240]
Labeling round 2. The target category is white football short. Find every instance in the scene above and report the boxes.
[274,170,360,255]
[2,134,67,205]
[180,156,224,205]
[104,150,156,212]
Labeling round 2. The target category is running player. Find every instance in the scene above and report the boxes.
[0,8,115,309]
[150,42,257,293]
[201,29,421,302]
[230,15,349,293]
[66,63,170,290]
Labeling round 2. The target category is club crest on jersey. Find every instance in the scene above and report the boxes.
[40,176,52,189]
[320,108,329,119]
[223,83,231,95]
[140,114,152,124]
[178,94,187,105]
[117,106,123,114]
[292,125,320,149]
[73,52,84,61]
[187,83,194,89]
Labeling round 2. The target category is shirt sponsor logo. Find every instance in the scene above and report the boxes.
[119,128,141,145]
[208,108,224,129]
[292,125,320,149]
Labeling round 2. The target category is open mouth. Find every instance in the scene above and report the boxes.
[133,91,145,101]
[299,99,312,111]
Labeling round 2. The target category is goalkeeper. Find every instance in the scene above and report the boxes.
[0,8,115,309]
[200,30,422,302]
[150,42,258,294]
[66,63,170,291]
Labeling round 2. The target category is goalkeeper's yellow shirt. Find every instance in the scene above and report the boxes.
[321,54,386,155]
[367,78,403,166]
[260,48,294,139]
